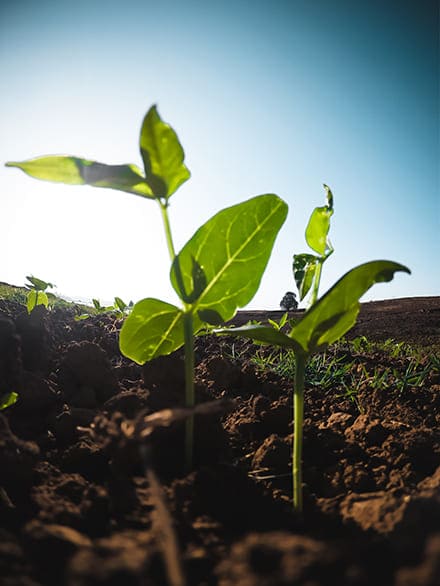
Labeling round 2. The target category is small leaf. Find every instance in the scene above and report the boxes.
[290,260,411,353]
[0,392,18,411]
[25,276,54,291]
[27,290,48,313]
[293,254,319,300]
[74,314,90,321]
[305,205,333,256]
[170,194,288,323]
[92,299,102,310]
[197,308,224,325]
[119,298,202,364]
[278,312,288,329]
[215,324,302,352]
[172,256,207,304]
[304,184,334,256]
[6,157,154,199]
[114,297,127,312]
[139,105,190,198]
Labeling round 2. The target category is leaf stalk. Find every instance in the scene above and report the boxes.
[159,199,176,261]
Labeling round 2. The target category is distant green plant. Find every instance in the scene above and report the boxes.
[7,105,287,470]
[267,312,289,332]
[216,190,410,511]
[93,297,132,317]
[76,297,133,320]
[25,275,55,314]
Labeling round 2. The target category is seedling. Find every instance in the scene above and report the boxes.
[293,185,334,306]
[113,297,133,317]
[93,297,132,317]
[268,312,289,332]
[25,275,55,314]
[6,105,287,469]
[75,297,133,320]
[216,189,410,510]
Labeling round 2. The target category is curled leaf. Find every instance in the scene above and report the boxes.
[139,105,190,198]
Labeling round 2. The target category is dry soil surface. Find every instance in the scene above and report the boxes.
[0,296,439,586]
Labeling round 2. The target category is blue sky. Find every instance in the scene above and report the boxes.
[1,0,438,308]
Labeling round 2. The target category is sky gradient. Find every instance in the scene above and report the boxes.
[1,0,438,308]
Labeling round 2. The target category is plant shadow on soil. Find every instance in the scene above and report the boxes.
[0,296,439,586]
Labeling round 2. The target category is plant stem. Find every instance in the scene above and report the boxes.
[158,199,196,472]
[310,260,323,306]
[293,352,307,511]
[159,200,176,261]
[183,310,195,471]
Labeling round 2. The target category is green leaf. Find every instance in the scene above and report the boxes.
[304,184,334,256]
[139,105,190,198]
[267,312,288,331]
[305,205,333,256]
[25,275,54,291]
[290,260,411,353]
[215,323,302,352]
[278,312,289,329]
[292,253,319,300]
[27,290,48,313]
[0,392,18,411]
[172,256,207,304]
[92,299,103,310]
[197,308,224,325]
[170,194,288,322]
[114,297,127,312]
[6,157,154,199]
[119,298,202,364]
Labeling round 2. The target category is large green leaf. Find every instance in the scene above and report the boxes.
[305,186,333,256]
[119,298,202,364]
[6,156,154,198]
[139,105,190,198]
[170,194,288,323]
[290,260,410,353]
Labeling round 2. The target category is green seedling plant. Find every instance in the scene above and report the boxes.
[113,296,133,317]
[93,297,132,317]
[293,185,334,307]
[216,189,410,511]
[7,105,288,470]
[75,297,133,320]
[25,275,55,314]
[267,312,289,332]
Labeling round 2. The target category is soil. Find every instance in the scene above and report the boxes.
[0,295,439,586]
